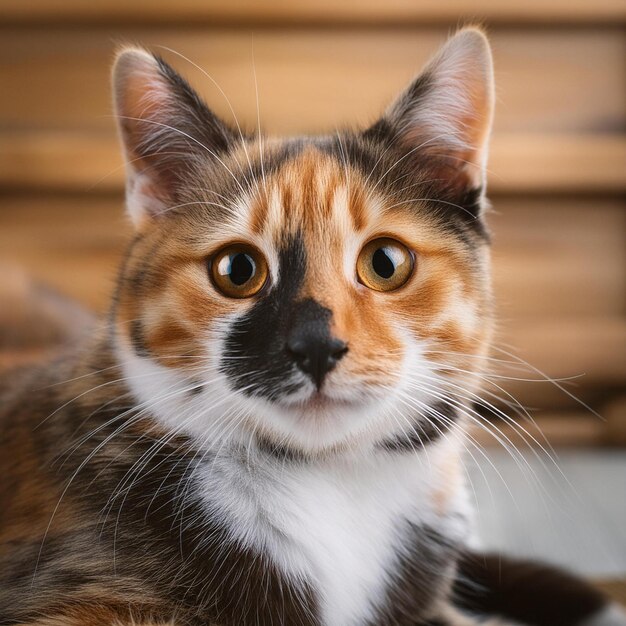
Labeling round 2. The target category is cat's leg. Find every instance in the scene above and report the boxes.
[453,550,626,626]
[427,603,521,625]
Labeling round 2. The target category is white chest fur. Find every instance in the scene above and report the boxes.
[196,438,471,626]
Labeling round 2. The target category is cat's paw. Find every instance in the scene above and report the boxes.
[580,604,626,626]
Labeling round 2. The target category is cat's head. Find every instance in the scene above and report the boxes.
[112,28,495,457]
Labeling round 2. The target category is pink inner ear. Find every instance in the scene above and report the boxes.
[459,77,494,170]
[123,165,171,231]
[114,50,183,227]
[116,49,167,113]
[418,80,491,188]
[115,50,194,178]
[393,30,495,192]
[115,52,173,161]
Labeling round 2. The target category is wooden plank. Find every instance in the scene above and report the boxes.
[496,317,626,407]
[604,396,626,446]
[0,29,624,136]
[1,0,625,25]
[488,134,626,193]
[491,197,626,318]
[471,412,608,448]
[0,133,123,193]
[1,131,625,194]
[0,196,129,310]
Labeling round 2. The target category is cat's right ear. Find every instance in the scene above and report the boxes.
[364,28,494,219]
[112,47,235,229]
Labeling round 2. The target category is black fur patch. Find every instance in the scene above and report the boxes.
[370,523,461,625]
[318,131,490,244]
[129,319,150,358]
[255,434,310,463]
[220,234,309,400]
[379,402,458,452]
[453,550,608,626]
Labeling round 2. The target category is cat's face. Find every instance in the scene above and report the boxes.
[112,29,495,456]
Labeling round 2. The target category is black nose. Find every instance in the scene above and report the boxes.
[285,299,348,390]
[287,335,348,390]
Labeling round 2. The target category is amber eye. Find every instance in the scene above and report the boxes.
[210,244,268,298]
[356,238,415,292]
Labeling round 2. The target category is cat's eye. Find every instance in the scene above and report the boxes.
[210,244,268,298]
[356,238,415,292]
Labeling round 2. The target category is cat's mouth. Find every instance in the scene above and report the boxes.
[293,391,356,411]
[267,371,391,414]
[235,378,401,453]
[273,385,373,417]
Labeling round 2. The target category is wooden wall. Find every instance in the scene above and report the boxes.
[0,1,624,441]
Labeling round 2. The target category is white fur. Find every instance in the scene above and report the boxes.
[117,309,445,454]
[116,338,472,626]
[195,436,471,626]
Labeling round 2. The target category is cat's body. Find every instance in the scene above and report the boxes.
[0,28,624,626]
[0,342,466,625]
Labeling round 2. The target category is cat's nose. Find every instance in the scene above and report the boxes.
[287,335,348,390]
[285,299,348,390]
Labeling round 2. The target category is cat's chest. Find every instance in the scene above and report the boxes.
[196,444,470,626]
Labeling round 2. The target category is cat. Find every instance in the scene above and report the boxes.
[0,27,624,626]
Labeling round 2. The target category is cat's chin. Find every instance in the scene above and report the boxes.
[242,388,398,455]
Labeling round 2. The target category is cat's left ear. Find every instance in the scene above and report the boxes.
[367,27,495,215]
[112,47,236,230]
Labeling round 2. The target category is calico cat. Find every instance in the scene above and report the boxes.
[0,27,623,626]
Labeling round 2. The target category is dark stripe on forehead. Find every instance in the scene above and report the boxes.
[239,138,307,194]
[315,134,384,189]
[174,139,308,226]
[318,133,490,243]
[220,234,307,398]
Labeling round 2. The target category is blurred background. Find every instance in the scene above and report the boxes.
[0,0,624,589]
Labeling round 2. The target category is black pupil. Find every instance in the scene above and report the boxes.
[372,247,395,279]
[229,253,255,286]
